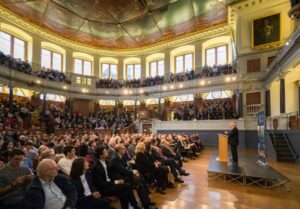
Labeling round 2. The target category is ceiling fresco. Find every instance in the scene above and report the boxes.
[0,0,238,49]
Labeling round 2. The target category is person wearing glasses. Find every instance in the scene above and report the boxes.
[23,159,77,209]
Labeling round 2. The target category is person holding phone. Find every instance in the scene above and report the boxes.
[0,149,34,209]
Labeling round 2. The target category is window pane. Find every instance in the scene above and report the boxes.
[83,61,92,76]
[184,54,193,72]
[41,49,51,69]
[150,62,157,77]
[52,52,62,71]
[176,56,183,73]
[206,48,215,67]
[102,63,109,79]
[74,59,82,74]
[13,37,25,61]
[134,64,141,79]
[217,46,227,65]
[0,31,11,55]
[158,60,164,76]
[127,64,134,80]
[110,64,117,79]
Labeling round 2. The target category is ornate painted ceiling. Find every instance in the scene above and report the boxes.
[0,0,237,49]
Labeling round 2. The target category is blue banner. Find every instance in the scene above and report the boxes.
[257,111,267,165]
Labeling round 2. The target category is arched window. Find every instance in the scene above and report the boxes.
[99,100,116,106]
[175,53,193,73]
[126,64,141,80]
[205,45,227,66]
[0,31,26,61]
[41,49,62,71]
[102,63,117,79]
[206,91,230,100]
[40,94,65,102]
[174,94,194,102]
[150,60,164,77]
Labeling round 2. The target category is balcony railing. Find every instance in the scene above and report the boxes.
[245,104,262,115]
[266,111,300,131]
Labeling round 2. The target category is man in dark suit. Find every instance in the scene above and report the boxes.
[92,146,141,209]
[110,144,155,209]
[226,121,239,164]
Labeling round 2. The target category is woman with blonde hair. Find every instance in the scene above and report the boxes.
[135,142,168,194]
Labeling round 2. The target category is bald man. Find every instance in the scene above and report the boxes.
[226,121,239,164]
[24,159,77,209]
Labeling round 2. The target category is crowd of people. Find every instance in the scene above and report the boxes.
[96,64,235,89]
[0,51,70,83]
[0,97,35,130]
[43,104,133,134]
[173,98,235,120]
[0,131,203,209]
[1,50,235,88]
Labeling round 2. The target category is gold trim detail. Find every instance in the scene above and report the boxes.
[0,5,231,56]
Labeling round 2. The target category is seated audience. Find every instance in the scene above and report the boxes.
[57,146,76,176]
[70,157,111,209]
[0,149,33,209]
[23,159,77,209]
[92,146,141,209]
[110,144,155,209]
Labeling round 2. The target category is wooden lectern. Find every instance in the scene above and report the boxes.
[217,134,228,162]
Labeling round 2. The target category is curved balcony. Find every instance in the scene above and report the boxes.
[0,63,238,99]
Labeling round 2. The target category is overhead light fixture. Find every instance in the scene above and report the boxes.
[179,84,183,88]
[225,77,231,82]
[170,85,174,89]
[105,91,109,94]
[139,89,144,94]
[162,86,167,90]
[63,86,67,90]
[232,77,237,81]
[208,81,211,84]
[82,88,86,93]
[129,90,133,94]
[124,90,128,94]
[36,80,41,84]
[285,42,289,46]
[200,80,205,85]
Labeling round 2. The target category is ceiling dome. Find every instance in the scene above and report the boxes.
[0,0,236,49]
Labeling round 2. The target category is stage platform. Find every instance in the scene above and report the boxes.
[207,153,290,191]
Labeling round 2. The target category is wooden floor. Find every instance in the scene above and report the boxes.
[149,147,300,209]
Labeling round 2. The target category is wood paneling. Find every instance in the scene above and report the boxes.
[72,98,94,116]
[247,58,261,73]
[268,56,276,65]
[246,92,261,105]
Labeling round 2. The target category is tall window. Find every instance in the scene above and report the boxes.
[126,64,141,80]
[102,63,117,79]
[150,60,164,77]
[74,58,92,76]
[41,49,62,71]
[175,53,193,73]
[0,31,26,61]
[205,45,227,66]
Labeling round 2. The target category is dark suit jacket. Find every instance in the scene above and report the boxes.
[135,152,155,174]
[160,146,176,159]
[92,159,115,193]
[110,155,133,181]
[70,172,96,201]
[23,174,77,209]
[228,127,239,146]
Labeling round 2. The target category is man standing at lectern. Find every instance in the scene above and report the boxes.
[225,121,239,165]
